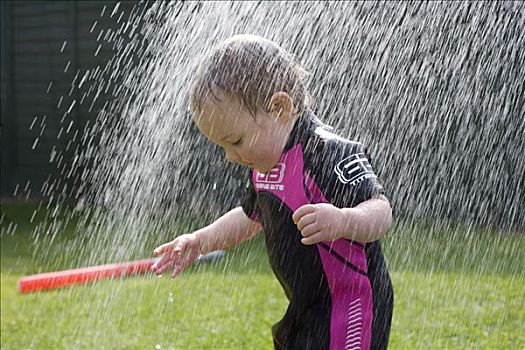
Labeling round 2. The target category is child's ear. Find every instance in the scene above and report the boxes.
[269,92,294,123]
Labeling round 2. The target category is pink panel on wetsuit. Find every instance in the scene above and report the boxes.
[317,248,373,350]
[305,174,373,350]
[253,144,372,350]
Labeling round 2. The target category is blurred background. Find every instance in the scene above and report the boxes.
[1,1,136,202]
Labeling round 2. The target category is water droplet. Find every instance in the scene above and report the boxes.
[110,2,121,18]
[90,21,98,33]
[32,138,39,150]
[49,146,57,163]
[94,45,102,57]
[30,210,38,223]
[29,116,38,130]
[67,100,76,114]
[79,70,90,88]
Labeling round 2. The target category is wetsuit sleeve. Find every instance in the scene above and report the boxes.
[241,178,259,222]
[311,140,384,208]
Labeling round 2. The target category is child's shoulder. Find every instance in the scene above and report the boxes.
[308,125,365,157]
[305,125,381,190]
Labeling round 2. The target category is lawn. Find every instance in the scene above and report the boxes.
[1,203,524,349]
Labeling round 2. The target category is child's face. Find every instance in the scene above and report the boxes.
[193,91,295,174]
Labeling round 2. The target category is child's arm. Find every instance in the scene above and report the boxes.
[292,194,392,245]
[151,207,261,278]
[194,207,262,254]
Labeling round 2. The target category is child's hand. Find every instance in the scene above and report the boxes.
[151,234,201,278]
[292,204,353,245]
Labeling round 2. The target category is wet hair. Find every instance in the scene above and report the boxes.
[189,34,311,117]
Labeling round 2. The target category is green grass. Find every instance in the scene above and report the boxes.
[1,203,524,349]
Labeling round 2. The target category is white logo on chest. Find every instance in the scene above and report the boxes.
[255,163,285,191]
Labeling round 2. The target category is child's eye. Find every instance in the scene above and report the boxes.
[232,138,243,146]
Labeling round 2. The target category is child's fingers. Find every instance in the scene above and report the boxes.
[151,254,167,270]
[170,265,183,279]
[154,236,189,257]
[151,255,173,274]
[153,242,174,256]
[153,251,181,272]
[301,230,326,245]
[170,249,199,279]
[152,240,195,275]
[153,263,170,275]
[292,204,316,224]
[172,240,187,254]
[152,250,185,274]
[156,258,185,276]
[152,263,167,275]
[299,222,321,238]
[296,213,316,231]
[170,251,199,279]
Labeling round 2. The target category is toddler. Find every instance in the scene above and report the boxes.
[152,34,394,350]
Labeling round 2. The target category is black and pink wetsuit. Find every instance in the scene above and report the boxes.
[242,113,394,350]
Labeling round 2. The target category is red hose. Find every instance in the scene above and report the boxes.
[18,258,156,293]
